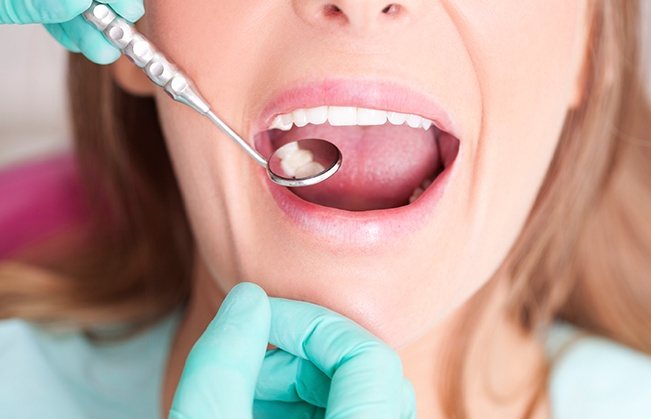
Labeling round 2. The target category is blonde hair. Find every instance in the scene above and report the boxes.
[1,0,649,417]
[441,1,651,416]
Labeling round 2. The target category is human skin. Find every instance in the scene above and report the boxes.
[112,0,590,416]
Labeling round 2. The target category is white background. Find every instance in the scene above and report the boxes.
[0,4,650,169]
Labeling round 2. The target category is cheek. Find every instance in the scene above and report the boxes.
[142,0,279,103]
[140,0,278,284]
[450,1,585,279]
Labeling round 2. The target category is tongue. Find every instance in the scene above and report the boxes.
[271,124,442,211]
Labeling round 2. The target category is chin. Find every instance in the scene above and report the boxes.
[246,259,446,349]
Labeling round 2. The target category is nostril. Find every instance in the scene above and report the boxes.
[315,2,407,27]
[323,3,402,18]
[381,3,402,15]
[323,4,344,17]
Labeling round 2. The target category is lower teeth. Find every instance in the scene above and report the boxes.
[408,178,433,204]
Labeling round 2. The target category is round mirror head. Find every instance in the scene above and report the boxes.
[267,138,342,187]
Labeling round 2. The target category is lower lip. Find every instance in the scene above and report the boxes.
[259,153,458,250]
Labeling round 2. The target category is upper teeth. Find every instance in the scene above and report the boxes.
[269,106,434,131]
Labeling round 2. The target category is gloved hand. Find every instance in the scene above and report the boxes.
[0,0,144,64]
[169,282,416,419]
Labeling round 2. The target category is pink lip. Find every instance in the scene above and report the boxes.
[249,78,461,249]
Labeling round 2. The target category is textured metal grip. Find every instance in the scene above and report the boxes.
[83,2,210,114]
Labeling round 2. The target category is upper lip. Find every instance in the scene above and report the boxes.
[249,78,460,141]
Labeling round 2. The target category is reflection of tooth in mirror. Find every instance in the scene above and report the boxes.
[274,141,331,179]
[274,142,298,160]
[295,161,326,178]
[267,139,341,187]
[280,148,314,177]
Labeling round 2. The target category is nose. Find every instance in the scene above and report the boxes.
[292,0,421,33]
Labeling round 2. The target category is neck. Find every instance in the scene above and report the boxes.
[162,257,549,418]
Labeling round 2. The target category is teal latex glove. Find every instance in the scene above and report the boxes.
[0,0,144,64]
[169,282,416,419]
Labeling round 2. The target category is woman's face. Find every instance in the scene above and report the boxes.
[138,0,588,347]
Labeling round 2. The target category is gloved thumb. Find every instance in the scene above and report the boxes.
[169,282,271,419]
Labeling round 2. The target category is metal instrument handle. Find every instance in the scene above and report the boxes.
[83,2,209,114]
[82,2,268,168]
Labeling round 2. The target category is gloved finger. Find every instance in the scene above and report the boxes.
[253,400,325,419]
[0,0,90,24]
[169,283,271,419]
[401,378,417,419]
[255,348,331,408]
[97,0,144,23]
[44,23,81,52]
[60,14,120,64]
[269,298,407,419]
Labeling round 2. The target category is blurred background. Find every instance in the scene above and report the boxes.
[1,5,651,169]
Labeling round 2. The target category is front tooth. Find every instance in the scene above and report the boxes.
[328,106,357,126]
[306,106,328,125]
[387,112,407,125]
[280,149,314,177]
[357,108,388,126]
[406,114,423,129]
[272,108,428,130]
[292,109,309,127]
[280,113,293,126]
[270,115,292,131]
[269,115,281,129]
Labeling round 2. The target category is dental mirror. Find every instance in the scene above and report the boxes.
[267,139,342,187]
[83,1,342,188]
[205,111,342,187]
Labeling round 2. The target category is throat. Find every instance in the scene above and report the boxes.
[161,258,227,416]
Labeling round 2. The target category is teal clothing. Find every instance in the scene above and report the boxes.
[544,322,651,419]
[1,313,649,419]
[0,313,180,419]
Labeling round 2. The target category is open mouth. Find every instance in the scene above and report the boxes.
[255,106,460,211]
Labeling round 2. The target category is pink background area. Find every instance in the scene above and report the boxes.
[0,154,86,259]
